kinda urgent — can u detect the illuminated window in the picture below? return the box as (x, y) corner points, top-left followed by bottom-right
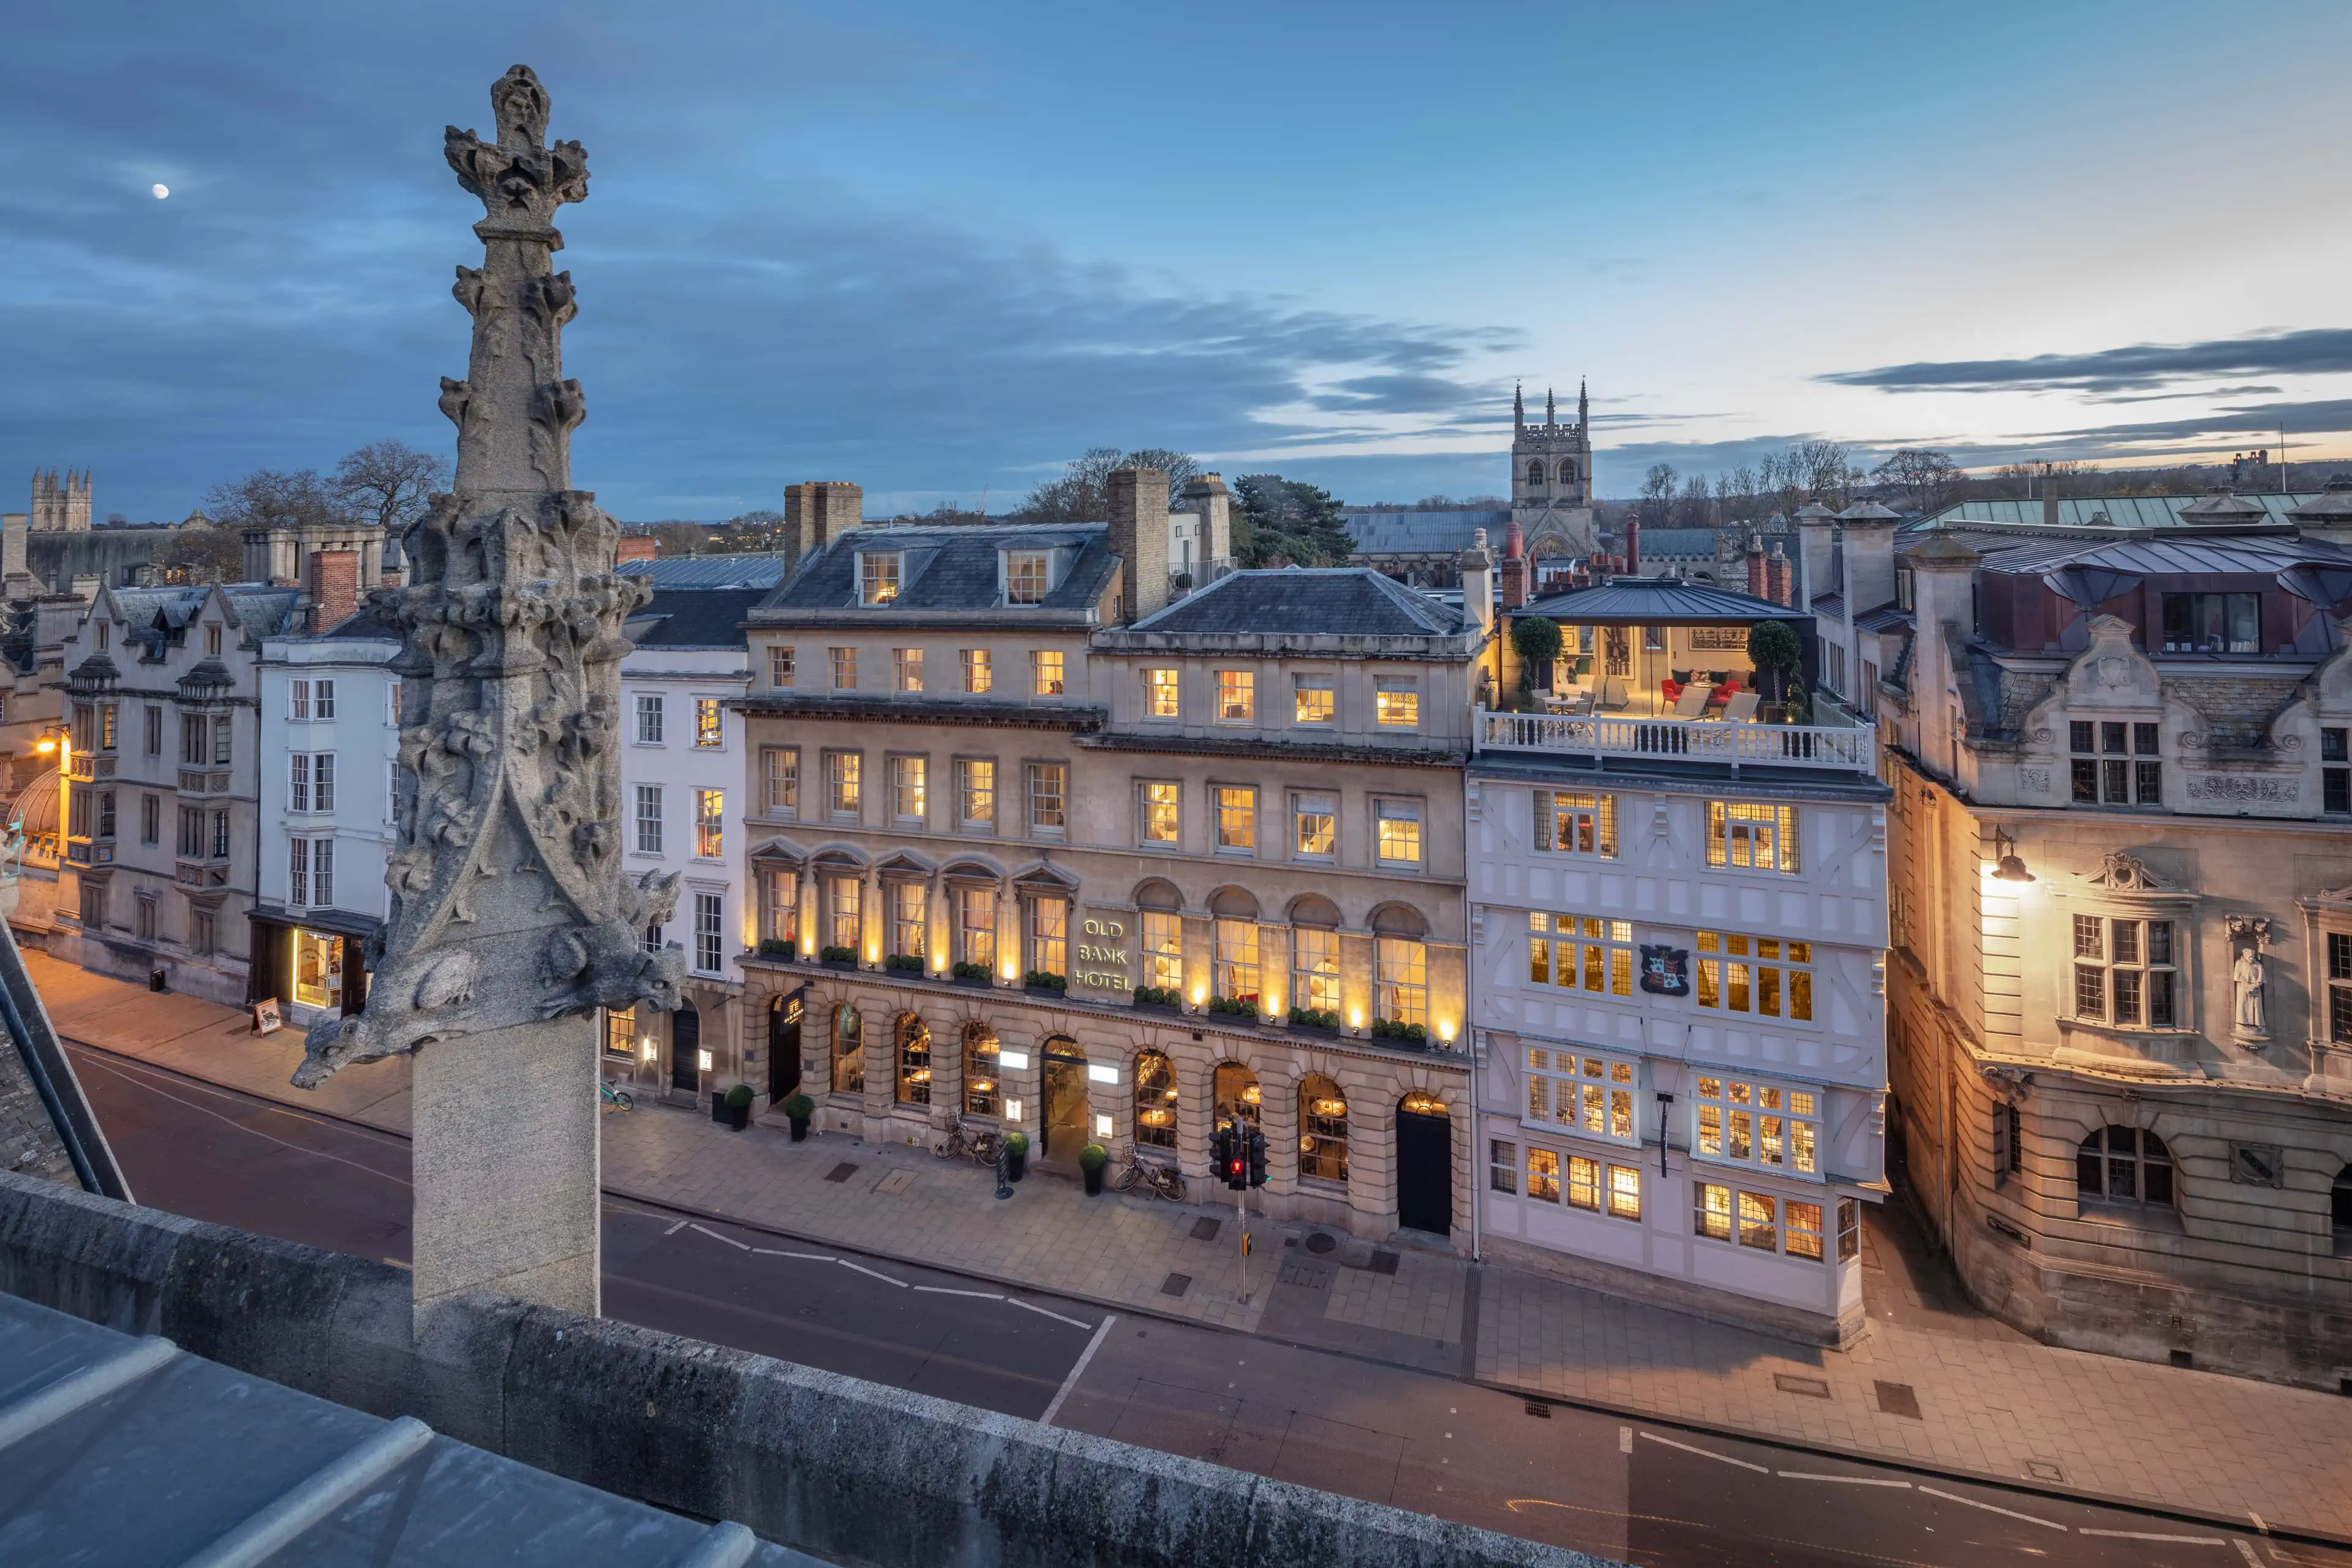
(1134, 1051), (1178, 1148)
(2070, 915), (2176, 1027)
(891, 756), (925, 822)
(693, 698), (723, 748)
(1607, 1164), (1642, 1221)
(963, 1023), (1000, 1117)
(1141, 910), (1182, 990)
(1028, 762), (1066, 832)
(1691, 1075), (1821, 1177)
(1216, 670), (1254, 723)
(1006, 551), (1050, 605)
(957, 886), (995, 970)
(1526, 1148), (1561, 1203)
(832, 1006), (864, 1095)
(1785, 1200), (1823, 1260)
(1489, 1139), (1518, 1194)
(824, 647), (858, 692)
(1293, 675), (1335, 725)
(1213, 918), (1260, 1006)
(605, 1005), (637, 1060)
(1694, 930), (1812, 1020)
(1535, 791), (1616, 857)
(1528, 912), (1634, 996)
(1694, 1182), (1732, 1241)
(761, 869), (796, 946)
(859, 552), (900, 606)
(1216, 786), (1255, 851)
(1374, 936), (1426, 1027)
(1292, 925), (1340, 1013)
(1031, 650), (1065, 697)
(1738, 1190), (1777, 1251)
(893, 647), (924, 692)
(1521, 1045), (1638, 1147)
(1299, 1075), (1348, 1182)
(961, 649), (992, 693)
(1028, 896), (1068, 976)
(1706, 801), (1799, 873)
(1374, 677), (1419, 727)
(769, 645), (795, 688)
(1145, 668), (1180, 718)
(826, 876), (861, 953)
(1374, 800), (1421, 867)
(889, 883), (926, 960)
(826, 751), (861, 816)
(1294, 794), (1335, 858)
(693, 789), (723, 859)
(957, 759), (995, 828)
(762, 748), (798, 816)
(1139, 781), (1180, 845)
(693, 891), (723, 974)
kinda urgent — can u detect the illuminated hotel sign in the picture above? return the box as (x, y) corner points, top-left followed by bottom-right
(1072, 911), (1132, 997)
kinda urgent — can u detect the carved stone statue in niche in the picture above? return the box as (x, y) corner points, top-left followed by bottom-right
(2228, 914), (2272, 1044)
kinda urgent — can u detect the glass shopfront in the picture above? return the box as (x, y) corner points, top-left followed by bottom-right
(292, 928), (344, 1011)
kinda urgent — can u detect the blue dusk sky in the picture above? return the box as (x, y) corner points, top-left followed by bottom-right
(7, 0), (2352, 521)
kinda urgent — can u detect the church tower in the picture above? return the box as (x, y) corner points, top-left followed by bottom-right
(1509, 380), (1595, 562)
(29, 469), (91, 533)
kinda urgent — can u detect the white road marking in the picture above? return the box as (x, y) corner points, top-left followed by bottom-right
(2076, 1529), (2227, 1544)
(835, 1259), (908, 1287)
(1917, 1485), (2067, 1531)
(664, 1219), (688, 1236)
(1039, 1313), (1117, 1427)
(2236, 1542), (2263, 1567)
(1008, 1298), (1093, 1330)
(752, 1248), (838, 1262)
(1616, 1427), (1632, 1455)
(1777, 1471), (1910, 1487)
(687, 1223), (751, 1250)
(913, 1286), (1005, 1300)
(1637, 1431), (1770, 1474)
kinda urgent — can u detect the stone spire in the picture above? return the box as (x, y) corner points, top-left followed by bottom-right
(293, 66), (681, 1323)
(1578, 378), (1588, 431)
(1513, 380), (1525, 432)
(1546, 386), (1556, 426)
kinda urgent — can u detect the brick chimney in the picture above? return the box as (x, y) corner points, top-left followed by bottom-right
(784, 481), (863, 562)
(1746, 532), (1767, 598)
(616, 535), (658, 564)
(1107, 468), (1170, 624)
(1623, 511), (1641, 577)
(1500, 516), (1529, 609)
(1765, 540), (1792, 607)
(309, 549), (359, 634)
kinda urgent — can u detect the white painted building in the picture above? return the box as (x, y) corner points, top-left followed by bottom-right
(1469, 581), (1890, 1345)
(611, 587), (763, 1106)
(253, 612), (401, 1029)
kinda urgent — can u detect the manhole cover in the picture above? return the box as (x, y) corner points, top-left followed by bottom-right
(1189, 1216), (1221, 1242)
(1304, 1232), (1337, 1254)
(1872, 1380), (1922, 1419)
(874, 1170), (914, 1194)
(2024, 1460), (2065, 1483)
(1160, 1273), (1193, 1298)
(1367, 1250), (1400, 1275)
(1773, 1373), (1832, 1400)
(1523, 1401), (1551, 1419)
(823, 1163), (859, 1183)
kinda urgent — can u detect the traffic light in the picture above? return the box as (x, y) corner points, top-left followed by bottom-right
(1215, 1121), (1248, 1190)
(1246, 1128), (1268, 1189)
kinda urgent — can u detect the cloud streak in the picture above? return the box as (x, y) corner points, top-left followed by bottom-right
(1819, 328), (2352, 394)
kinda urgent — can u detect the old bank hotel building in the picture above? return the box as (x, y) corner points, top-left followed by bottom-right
(730, 472), (1482, 1240)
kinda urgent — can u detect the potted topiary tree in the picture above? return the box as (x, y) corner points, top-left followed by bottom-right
(782, 1092), (814, 1142)
(723, 1082), (753, 1131)
(1747, 618), (1802, 720)
(1511, 614), (1563, 707)
(1079, 1142), (1109, 1196)
(1003, 1130), (1028, 1182)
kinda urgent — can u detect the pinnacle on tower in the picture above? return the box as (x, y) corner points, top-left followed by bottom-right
(1578, 378), (1588, 430)
(1513, 381), (1525, 431)
(1547, 386), (1556, 426)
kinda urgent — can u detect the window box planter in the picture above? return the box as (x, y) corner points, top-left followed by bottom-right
(883, 954), (925, 974)
(756, 939), (797, 961)
(1370, 1019), (1429, 1047)
(952, 962), (993, 987)
(1133, 986), (1182, 1012)
(1288, 1006), (1341, 1033)
(1023, 970), (1066, 995)
(819, 945), (856, 969)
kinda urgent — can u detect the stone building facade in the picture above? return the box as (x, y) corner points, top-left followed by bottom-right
(732, 472), (1485, 1242)
(1858, 506), (2352, 1387)
(1510, 382), (1596, 563)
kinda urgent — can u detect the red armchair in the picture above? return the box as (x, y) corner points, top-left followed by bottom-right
(1705, 677), (1743, 707)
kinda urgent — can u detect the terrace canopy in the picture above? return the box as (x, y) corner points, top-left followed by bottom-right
(1512, 577), (1818, 714)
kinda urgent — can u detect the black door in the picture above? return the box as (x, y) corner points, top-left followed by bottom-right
(768, 990), (803, 1104)
(671, 1004), (702, 1094)
(1396, 1105), (1453, 1236)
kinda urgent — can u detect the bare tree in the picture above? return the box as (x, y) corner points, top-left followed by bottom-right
(154, 523), (247, 585)
(1639, 463), (1678, 518)
(333, 440), (450, 536)
(202, 468), (347, 533)
(1018, 446), (1198, 522)
(1871, 448), (1961, 513)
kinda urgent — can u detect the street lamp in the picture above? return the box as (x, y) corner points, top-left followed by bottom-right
(32, 729), (69, 858)
(1990, 827), (2034, 884)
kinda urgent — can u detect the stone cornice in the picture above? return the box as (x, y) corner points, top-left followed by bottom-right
(728, 693), (1104, 731)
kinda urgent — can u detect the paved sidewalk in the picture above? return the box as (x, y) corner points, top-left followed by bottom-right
(31, 949), (2352, 1539)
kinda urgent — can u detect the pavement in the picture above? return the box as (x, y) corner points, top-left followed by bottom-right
(29, 948), (2352, 1547)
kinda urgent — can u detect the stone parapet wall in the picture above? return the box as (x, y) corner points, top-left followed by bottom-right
(0, 1170), (1608, 1568)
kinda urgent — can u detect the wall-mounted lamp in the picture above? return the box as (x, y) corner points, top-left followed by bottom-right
(697, 1049), (714, 1072)
(1003, 1096), (1024, 1123)
(1990, 827), (2034, 883)
(640, 1038), (657, 1063)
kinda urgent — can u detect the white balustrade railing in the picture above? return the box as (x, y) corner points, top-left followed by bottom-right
(1474, 706), (1877, 775)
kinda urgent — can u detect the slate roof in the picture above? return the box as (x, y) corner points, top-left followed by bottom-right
(1853, 603), (1913, 633)
(1520, 576), (1812, 624)
(626, 588), (764, 649)
(618, 552), (791, 590)
(321, 605), (402, 641)
(1959, 531), (2352, 578)
(1343, 510), (1511, 556)
(1126, 568), (1475, 637)
(1629, 527), (1720, 558)
(1915, 493), (2318, 530)
(754, 524), (1116, 620)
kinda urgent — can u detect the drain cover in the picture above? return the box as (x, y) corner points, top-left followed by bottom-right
(1189, 1216), (1221, 1242)
(1160, 1273), (1193, 1298)
(1367, 1250), (1400, 1275)
(823, 1163), (859, 1183)
(1872, 1380), (1923, 1419)
(1304, 1232), (1337, 1255)
(1773, 1373), (1832, 1400)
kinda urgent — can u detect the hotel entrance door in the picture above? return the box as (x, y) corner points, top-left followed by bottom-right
(1040, 1036), (1088, 1166)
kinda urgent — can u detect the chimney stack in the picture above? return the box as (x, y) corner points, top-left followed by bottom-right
(2042, 486), (2060, 528)
(784, 481), (864, 562)
(1458, 527), (1495, 636)
(1178, 473), (1234, 581)
(1108, 468), (1171, 624)
(616, 535), (658, 564)
(1500, 516), (1529, 608)
(309, 549), (360, 634)
(1623, 511), (1642, 578)
(1765, 540), (1792, 606)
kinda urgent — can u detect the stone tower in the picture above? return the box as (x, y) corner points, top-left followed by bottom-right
(1510, 381), (1596, 562)
(29, 470), (91, 533)
(292, 65), (682, 1328)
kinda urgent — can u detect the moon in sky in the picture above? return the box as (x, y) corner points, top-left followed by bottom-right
(151, 184), (169, 199)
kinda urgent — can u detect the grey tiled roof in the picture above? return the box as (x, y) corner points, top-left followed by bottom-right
(1128, 568), (1474, 636)
(626, 589), (765, 650)
(618, 552), (791, 590)
(1344, 510), (1510, 556)
(755, 524), (1116, 619)
(1520, 576), (1809, 624)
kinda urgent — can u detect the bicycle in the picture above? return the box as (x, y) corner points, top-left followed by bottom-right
(1114, 1143), (1186, 1202)
(598, 1079), (633, 1112)
(933, 1117), (1002, 1168)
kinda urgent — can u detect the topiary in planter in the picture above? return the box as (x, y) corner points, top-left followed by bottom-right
(883, 953), (924, 972)
(1079, 1141), (1109, 1194)
(820, 944), (855, 964)
(757, 938), (796, 959)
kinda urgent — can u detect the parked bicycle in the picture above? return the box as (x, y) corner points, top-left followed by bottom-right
(933, 1117), (1003, 1167)
(598, 1079), (633, 1111)
(1114, 1144), (1185, 1202)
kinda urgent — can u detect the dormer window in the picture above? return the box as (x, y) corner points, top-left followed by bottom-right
(1006, 551), (1051, 606)
(859, 552), (901, 606)
(2159, 591), (2256, 654)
